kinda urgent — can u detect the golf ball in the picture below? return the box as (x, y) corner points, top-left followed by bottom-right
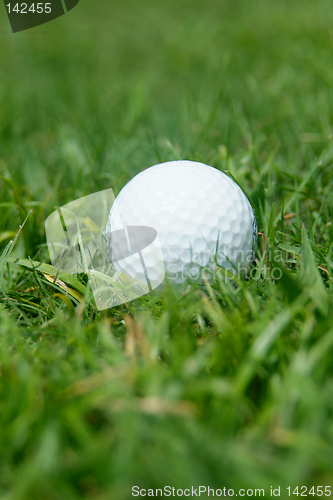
(106, 160), (257, 284)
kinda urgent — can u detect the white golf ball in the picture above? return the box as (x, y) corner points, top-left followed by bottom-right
(106, 160), (257, 284)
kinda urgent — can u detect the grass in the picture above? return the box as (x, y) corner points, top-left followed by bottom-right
(1, 0), (333, 498)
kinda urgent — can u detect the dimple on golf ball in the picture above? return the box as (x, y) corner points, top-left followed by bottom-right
(106, 160), (257, 284)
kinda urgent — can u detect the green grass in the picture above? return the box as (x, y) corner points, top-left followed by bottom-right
(1, 0), (333, 498)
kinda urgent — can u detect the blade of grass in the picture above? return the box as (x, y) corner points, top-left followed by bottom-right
(0, 211), (32, 294)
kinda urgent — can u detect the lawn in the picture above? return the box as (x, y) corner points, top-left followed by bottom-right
(1, 0), (333, 498)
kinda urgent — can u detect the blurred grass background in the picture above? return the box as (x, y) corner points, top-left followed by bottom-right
(0, 0), (333, 498)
